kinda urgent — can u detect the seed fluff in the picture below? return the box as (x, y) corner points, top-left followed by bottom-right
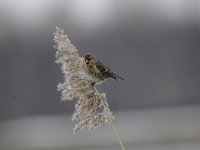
(53, 27), (114, 133)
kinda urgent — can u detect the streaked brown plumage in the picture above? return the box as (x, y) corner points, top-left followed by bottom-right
(84, 53), (125, 86)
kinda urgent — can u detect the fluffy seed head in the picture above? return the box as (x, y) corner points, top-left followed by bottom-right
(53, 27), (114, 133)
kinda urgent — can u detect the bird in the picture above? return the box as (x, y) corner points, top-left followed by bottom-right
(83, 53), (125, 86)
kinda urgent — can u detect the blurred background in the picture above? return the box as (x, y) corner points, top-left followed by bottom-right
(0, 0), (200, 150)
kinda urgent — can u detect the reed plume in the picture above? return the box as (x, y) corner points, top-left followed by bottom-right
(53, 27), (125, 150)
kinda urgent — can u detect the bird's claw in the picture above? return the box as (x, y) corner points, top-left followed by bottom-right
(91, 82), (95, 86)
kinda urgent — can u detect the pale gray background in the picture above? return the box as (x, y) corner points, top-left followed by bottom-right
(0, 0), (200, 150)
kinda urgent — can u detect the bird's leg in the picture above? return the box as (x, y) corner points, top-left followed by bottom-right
(91, 82), (96, 86)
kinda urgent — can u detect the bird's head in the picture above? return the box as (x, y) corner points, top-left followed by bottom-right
(84, 53), (97, 65)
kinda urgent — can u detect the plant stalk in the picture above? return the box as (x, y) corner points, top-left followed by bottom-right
(94, 87), (125, 150)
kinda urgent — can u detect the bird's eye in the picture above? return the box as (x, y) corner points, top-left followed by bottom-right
(85, 59), (89, 64)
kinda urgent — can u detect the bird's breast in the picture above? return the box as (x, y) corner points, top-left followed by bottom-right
(84, 66), (105, 84)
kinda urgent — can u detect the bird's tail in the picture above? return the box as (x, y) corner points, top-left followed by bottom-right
(111, 73), (125, 81)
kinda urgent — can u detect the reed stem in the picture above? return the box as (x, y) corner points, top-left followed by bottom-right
(94, 87), (125, 150)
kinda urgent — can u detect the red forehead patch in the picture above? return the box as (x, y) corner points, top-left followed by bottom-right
(85, 54), (93, 60)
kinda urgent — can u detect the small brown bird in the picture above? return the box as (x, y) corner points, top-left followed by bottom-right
(84, 53), (125, 86)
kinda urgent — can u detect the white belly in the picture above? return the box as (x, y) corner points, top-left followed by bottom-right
(82, 69), (105, 85)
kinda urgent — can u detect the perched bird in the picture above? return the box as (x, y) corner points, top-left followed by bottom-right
(83, 53), (125, 86)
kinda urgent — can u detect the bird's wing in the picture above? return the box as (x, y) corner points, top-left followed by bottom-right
(96, 61), (125, 81)
(96, 61), (110, 73)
